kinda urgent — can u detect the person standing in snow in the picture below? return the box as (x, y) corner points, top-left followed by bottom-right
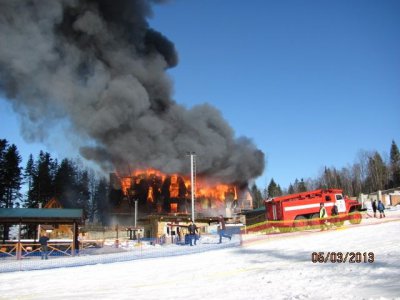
(377, 200), (386, 218)
(39, 232), (50, 260)
(188, 221), (198, 246)
(331, 202), (338, 216)
(331, 202), (339, 226)
(372, 199), (377, 218)
(319, 203), (328, 231)
(218, 215), (232, 243)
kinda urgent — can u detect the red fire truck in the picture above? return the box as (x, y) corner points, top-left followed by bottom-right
(264, 189), (362, 230)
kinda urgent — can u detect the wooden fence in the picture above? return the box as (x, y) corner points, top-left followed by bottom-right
(0, 241), (75, 260)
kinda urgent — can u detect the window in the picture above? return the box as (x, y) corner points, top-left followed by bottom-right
(336, 194), (343, 201)
(325, 196), (331, 201)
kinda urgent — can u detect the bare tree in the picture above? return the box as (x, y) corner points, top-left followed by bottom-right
(365, 152), (388, 192)
(351, 163), (363, 196)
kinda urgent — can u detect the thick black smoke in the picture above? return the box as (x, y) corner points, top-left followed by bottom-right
(0, 0), (264, 184)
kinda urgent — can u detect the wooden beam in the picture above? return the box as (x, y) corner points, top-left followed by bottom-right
(72, 222), (76, 257)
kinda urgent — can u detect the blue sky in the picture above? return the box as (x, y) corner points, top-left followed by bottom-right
(1, 0), (399, 189)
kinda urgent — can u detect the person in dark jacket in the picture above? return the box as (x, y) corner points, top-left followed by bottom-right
(377, 200), (385, 218)
(39, 232), (50, 260)
(331, 203), (338, 216)
(187, 221), (198, 246)
(218, 215), (232, 243)
(372, 199), (377, 218)
(331, 202), (339, 226)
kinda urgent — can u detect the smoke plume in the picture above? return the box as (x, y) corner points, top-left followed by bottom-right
(0, 0), (264, 184)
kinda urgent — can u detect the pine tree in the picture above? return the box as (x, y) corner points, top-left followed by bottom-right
(53, 158), (91, 217)
(288, 184), (295, 194)
(298, 178), (307, 192)
(321, 167), (341, 189)
(276, 184), (282, 196)
(2, 144), (22, 208)
(267, 178), (282, 197)
(0, 141), (22, 240)
(390, 140), (400, 187)
(95, 178), (109, 225)
(293, 179), (300, 193)
(23, 154), (35, 206)
(87, 170), (98, 223)
(262, 187), (268, 199)
(76, 169), (90, 218)
(0, 139), (8, 207)
(250, 184), (263, 209)
(267, 179), (277, 198)
(27, 151), (55, 208)
(54, 158), (77, 208)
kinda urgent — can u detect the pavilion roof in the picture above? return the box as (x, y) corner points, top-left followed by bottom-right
(0, 208), (83, 224)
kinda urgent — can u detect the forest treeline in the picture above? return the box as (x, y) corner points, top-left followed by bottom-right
(0, 139), (109, 224)
(2, 138), (400, 216)
(251, 140), (400, 208)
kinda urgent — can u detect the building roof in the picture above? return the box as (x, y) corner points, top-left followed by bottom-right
(0, 208), (83, 224)
(44, 197), (63, 209)
(367, 187), (400, 195)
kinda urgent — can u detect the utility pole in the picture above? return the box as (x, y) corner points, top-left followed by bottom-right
(187, 152), (197, 222)
(134, 199), (138, 228)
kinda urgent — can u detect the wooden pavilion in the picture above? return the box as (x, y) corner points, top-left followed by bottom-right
(0, 208), (83, 259)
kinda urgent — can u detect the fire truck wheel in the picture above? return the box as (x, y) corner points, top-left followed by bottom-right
(349, 211), (362, 224)
(308, 213), (320, 228)
(294, 216), (307, 231)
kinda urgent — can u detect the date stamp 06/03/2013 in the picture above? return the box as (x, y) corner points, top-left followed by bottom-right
(311, 252), (375, 264)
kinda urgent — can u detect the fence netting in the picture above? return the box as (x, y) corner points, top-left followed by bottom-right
(1, 211), (377, 273)
(0, 230), (242, 273)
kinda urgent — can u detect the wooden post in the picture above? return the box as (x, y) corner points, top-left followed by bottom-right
(75, 222), (79, 255)
(17, 221), (22, 260)
(71, 223), (76, 257)
(115, 225), (119, 248)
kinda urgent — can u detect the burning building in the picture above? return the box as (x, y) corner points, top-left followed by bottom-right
(109, 169), (253, 223)
(0, 0), (265, 228)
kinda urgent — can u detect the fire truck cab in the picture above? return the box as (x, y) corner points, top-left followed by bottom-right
(264, 189), (362, 229)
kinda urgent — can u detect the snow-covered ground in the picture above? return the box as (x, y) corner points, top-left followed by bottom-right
(0, 209), (399, 300)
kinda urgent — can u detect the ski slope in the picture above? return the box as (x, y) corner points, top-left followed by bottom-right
(0, 213), (399, 300)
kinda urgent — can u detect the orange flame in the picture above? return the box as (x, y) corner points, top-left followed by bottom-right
(116, 169), (237, 202)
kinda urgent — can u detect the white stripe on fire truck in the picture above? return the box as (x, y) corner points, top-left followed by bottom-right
(284, 202), (334, 212)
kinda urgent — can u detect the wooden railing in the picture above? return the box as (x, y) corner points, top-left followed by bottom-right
(0, 241), (75, 260)
(0, 243), (18, 258)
